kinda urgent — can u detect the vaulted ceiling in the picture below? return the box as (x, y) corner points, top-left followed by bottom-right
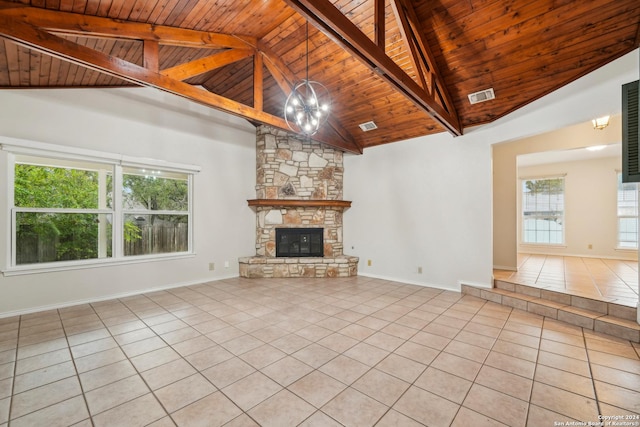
(0, 0), (638, 154)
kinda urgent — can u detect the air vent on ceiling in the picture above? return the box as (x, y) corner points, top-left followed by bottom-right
(359, 121), (378, 132)
(468, 88), (495, 105)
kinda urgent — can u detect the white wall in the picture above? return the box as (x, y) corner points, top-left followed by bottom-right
(0, 87), (257, 316)
(517, 156), (636, 260)
(344, 132), (493, 289)
(345, 49), (639, 290)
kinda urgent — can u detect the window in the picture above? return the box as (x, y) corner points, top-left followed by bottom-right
(122, 167), (190, 256)
(522, 177), (565, 244)
(13, 156), (114, 265)
(617, 172), (638, 249)
(4, 140), (197, 271)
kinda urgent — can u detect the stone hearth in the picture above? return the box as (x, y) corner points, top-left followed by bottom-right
(239, 126), (358, 278)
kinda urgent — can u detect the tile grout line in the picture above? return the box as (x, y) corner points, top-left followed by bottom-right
(60, 305), (99, 427)
(6, 315), (20, 426)
(6, 277), (638, 426)
(368, 287), (453, 426)
(267, 284), (443, 426)
(286, 285), (438, 426)
(445, 297), (509, 427)
(82, 297), (171, 426)
(582, 326), (603, 419)
(120, 292), (228, 426)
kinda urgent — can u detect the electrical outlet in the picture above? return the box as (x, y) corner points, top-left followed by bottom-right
(588, 244), (593, 250)
(224, 261), (230, 268)
(367, 259), (372, 266)
(418, 267), (423, 274)
(208, 262), (215, 271)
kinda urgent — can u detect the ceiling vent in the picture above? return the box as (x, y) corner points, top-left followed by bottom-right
(359, 121), (378, 132)
(468, 88), (495, 105)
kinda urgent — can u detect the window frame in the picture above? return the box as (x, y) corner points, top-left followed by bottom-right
(520, 175), (566, 246)
(121, 166), (193, 257)
(616, 172), (638, 250)
(2, 137), (200, 275)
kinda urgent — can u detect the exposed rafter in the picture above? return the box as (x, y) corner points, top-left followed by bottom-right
(0, 1), (255, 49)
(283, 0), (462, 137)
(0, 1), (361, 154)
(374, 0), (385, 48)
(390, 0), (458, 117)
(161, 49), (254, 81)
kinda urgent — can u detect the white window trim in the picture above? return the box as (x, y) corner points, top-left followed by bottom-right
(615, 171), (639, 250)
(520, 175), (566, 246)
(1, 136), (200, 275)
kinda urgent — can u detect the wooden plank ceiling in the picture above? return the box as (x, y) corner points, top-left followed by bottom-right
(0, 0), (638, 153)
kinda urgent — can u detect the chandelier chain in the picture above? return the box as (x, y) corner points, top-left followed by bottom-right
(284, 21), (331, 136)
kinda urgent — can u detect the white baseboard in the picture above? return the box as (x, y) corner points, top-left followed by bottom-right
(517, 251), (638, 262)
(459, 280), (493, 289)
(0, 274), (239, 319)
(493, 265), (517, 271)
(358, 272), (461, 292)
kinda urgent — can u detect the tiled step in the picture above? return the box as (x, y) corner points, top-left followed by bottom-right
(461, 280), (640, 343)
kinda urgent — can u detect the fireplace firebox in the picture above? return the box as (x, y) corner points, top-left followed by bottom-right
(276, 228), (323, 257)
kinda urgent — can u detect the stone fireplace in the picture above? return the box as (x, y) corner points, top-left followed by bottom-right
(239, 125), (358, 278)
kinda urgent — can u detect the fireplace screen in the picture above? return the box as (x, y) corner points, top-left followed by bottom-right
(276, 228), (324, 257)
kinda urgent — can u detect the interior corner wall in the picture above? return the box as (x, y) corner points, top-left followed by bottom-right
(0, 88), (257, 316)
(343, 132), (494, 291)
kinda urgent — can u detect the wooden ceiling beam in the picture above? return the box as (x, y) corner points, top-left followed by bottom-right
(374, 0), (385, 48)
(161, 49), (254, 81)
(283, 0), (462, 136)
(253, 51), (263, 111)
(0, 0), (256, 49)
(0, 15), (361, 154)
(391, 0), (428, 91)
(390, 0), (458, 120)
(143, 40), (159, 73)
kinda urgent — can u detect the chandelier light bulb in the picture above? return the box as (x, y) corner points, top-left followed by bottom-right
(284, 79), (331, 136)
(283, 21), (331, 137)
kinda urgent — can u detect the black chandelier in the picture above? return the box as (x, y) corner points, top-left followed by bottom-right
(284, 22), (331, 136)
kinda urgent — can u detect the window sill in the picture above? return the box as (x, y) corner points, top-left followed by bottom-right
(2, 253), (196, 277)
(519, 243), (567, 249)
(615, 247), (638, 252)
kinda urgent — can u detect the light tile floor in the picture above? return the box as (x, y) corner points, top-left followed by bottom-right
(494, 254), (639, 308)
(0, 276), (639, 426)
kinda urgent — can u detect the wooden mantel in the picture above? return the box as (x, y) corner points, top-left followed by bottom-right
(247, 199), (352, 208)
